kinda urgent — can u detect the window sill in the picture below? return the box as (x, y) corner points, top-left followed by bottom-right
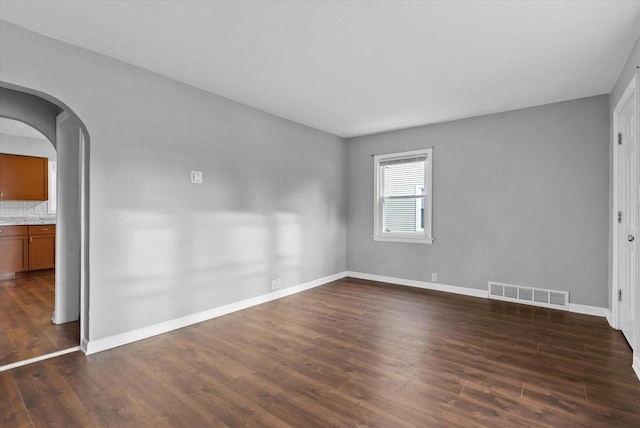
(372, 235), (434, 244)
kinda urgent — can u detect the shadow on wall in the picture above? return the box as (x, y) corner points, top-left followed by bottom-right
(103, 210), (299, 326)
(97, 180), (341, 337)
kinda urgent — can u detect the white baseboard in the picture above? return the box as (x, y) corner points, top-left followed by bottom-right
(84, 270), (613, 356)
(81, 337), (89, 354)
(567, 303), (611, 318)
(347, 271), (610, 320)
(0, 346), (81, 372)
(606, 313), (617, 329)
(633, 356), (640, 381)
(85, 271), (347, 355)
(346, 271), (489, 299)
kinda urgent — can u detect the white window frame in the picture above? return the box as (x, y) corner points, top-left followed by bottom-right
(373, 148), (433, 244)
(415, 185), (425, 232)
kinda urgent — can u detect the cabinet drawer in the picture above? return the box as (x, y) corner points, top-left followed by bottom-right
(0, 225), (28, 237)
(28, 224), (56, 235)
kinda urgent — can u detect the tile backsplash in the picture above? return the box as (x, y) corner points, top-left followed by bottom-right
(0, 200), (51, 218)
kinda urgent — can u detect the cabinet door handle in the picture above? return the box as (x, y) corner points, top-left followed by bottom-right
(40, 228), (49, 231)
(29, 237), (32, 243)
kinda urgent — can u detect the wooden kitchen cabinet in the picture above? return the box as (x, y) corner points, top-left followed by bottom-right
(0, 225), (29, 274)
(0, 153), (48, 201)
(28, 225), (56, 270)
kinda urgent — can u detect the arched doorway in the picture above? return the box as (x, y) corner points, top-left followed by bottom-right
(0, 84), (90, 369)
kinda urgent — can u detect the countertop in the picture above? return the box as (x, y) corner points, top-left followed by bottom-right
(0, 217), (57, 226)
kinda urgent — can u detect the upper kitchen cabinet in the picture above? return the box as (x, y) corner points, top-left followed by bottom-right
(0, 153), (48, 201)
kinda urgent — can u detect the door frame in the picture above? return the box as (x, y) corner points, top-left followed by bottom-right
(53, 111), (84, 329)
(0, 82), (91, 363)
(611, 73), (638, 348)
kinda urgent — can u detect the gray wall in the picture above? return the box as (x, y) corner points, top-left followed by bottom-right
(347, 95), (610, 307)
(0, 21), (347, 341)
(0, 87), (60, 146)
(0, 132), (56, 159)
(610, 35), (640, 111)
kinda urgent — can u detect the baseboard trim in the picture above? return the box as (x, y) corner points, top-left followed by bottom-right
(633, 356), (640, 381)
(0, 346), (81, 372)
(346, 271), (610, 319)
(606, 313), (617, 329)
(85, 271), (347, 355)
(346, 271), (488, 299)
(567, 303), (611, 318)
(81, 337), (89, 354)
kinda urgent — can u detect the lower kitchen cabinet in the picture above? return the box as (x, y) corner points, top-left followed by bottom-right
(0, 224), (56, 274)
(0, 226), (29, 273)
(28, 225), (56, 270)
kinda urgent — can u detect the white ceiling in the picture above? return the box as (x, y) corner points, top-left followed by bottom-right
(1, 1), (639, 138)
(0, 117), (47, 140)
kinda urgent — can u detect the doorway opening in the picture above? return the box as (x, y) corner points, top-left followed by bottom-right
(0, 85), (89, 370)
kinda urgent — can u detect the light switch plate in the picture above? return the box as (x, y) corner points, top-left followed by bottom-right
(191, 171), (203, 184)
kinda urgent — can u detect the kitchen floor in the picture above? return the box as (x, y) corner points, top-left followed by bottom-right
(0, 270), (79, 366)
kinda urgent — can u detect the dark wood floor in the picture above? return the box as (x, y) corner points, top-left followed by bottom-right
(2, 277), (639, 427)
(0, 270), (79, 366)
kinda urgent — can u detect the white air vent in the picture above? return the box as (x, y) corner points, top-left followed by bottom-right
(488, 281), (569, 310)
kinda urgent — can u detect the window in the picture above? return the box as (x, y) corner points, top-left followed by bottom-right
(415, 185), (424, 232)
(373, 148), (433, 244)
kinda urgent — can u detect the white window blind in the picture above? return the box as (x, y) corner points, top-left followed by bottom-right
(382, 159), (425, 232)
(373, 149), (433, 244)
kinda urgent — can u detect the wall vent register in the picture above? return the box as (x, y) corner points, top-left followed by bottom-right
(488, 281), (569, 310)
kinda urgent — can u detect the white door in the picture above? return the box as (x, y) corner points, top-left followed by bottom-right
(616, 82), (637, 347)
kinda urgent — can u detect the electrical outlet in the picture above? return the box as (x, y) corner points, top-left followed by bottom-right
(272, 278), (282, 290)
(432, 273), (438, 282)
